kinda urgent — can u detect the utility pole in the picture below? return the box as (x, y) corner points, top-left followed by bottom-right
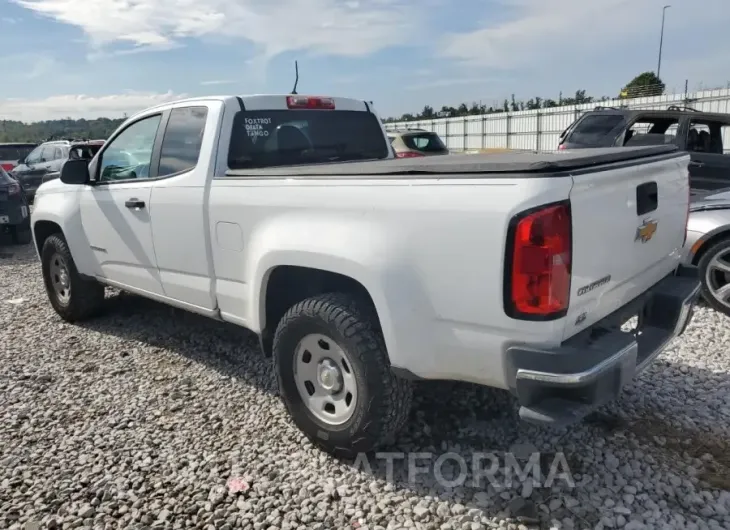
(657, 5), (670, 80)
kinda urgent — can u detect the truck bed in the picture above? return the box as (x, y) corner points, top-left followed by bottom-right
(225, 145), (681, 177)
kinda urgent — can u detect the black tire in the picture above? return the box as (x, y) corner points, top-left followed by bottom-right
(273, 292), (413, 458)
(698, 238), (730, 317)
(41, 233), (105, 322)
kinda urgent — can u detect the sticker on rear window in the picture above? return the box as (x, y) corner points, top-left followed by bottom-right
(245, 117), (272, 142)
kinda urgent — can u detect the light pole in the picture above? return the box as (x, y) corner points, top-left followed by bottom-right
(657, 5), (670, 80)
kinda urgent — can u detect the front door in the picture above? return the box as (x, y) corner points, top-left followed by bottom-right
(80, 113), (166, 294)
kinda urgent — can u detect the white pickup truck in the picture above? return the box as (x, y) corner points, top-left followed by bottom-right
(31, 94), (700, 456)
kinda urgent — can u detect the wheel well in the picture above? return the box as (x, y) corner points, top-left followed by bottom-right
(33, 221), (63, 254)
(692, 230), (730, 266)
(260, 266), (379, 356)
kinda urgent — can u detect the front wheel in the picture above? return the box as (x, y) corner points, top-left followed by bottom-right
(698, 238), (730, 317)
(273, 293), (413, 458)
(41, 234), (105, 322)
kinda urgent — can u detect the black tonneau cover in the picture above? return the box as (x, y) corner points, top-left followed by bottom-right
(225, 145), (681, 177)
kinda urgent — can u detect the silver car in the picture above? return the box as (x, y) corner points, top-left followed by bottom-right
(683, 187), (730, 316)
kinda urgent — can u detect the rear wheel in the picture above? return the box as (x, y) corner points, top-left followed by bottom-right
(698, 238), (730, 317)
(273, 293), (413, 458)
(41, 234), (105, 322)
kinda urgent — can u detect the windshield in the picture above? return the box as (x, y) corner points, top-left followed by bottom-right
(402, 132), (447, 152)
(228, 110), (389, 169)
(0, 144), (36, 161)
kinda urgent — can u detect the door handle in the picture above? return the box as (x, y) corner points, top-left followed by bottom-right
(690, 161), (704, 168)
(125, 198), (145, 209)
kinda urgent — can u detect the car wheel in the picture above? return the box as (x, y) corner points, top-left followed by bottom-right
(698, 238), (730, 317)
(273, 292), (413, 458)
(41, 233), (105, 322)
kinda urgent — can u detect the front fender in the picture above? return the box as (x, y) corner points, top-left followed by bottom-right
(31, 188), (99, 277)
(684, 208), (730, 265)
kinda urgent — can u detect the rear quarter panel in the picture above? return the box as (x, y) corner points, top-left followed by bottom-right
(209, 175), (573, 388)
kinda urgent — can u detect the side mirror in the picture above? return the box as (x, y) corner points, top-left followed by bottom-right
(60, 159), (91, 185)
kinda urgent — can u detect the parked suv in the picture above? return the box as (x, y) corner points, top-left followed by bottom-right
(387, 129), (449, 158)
(10, 139), (105, 201)
(0, 142), (38, 173)
(558, 105), (730, 191)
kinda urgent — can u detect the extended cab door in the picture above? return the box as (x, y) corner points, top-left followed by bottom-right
(80, 112), (167, 294)
(148, 104), (218, 311)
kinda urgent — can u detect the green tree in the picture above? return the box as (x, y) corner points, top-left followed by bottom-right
(621, 72), (665, 98)
(0, 118), (125, 143)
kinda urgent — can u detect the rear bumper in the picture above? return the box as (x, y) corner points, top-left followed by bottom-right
(0, 202), (29, 228)
(506, 265), (700, 428)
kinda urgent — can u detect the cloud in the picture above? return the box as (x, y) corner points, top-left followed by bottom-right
(440, 0), (730, 70)
(2, 17), (21, 24)
(12, 0), (418, 59)
(0, 91), (187, 123)
(200, 80), (236, 86)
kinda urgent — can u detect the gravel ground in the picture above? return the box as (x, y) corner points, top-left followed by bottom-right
(1, 240), (729, 530)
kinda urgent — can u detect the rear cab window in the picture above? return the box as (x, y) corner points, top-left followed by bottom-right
(228, 96), (389, 169)
(402, 132), (447, 153)
(565, 113), (625, 146)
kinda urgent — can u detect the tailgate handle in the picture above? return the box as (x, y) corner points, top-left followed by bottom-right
(636, 181), (658, 216)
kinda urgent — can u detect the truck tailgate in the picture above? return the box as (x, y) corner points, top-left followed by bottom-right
(563, 153), (690, 340)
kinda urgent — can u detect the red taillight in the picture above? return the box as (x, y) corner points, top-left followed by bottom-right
(396, 151), (425, 158)
(557, 143), (567, 150)
(286, 95), (335, 109)
(0, 163), (14, 171)
(506, 202), (572, 319)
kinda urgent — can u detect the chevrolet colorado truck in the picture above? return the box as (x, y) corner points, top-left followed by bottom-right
(31, 94), (700, 456)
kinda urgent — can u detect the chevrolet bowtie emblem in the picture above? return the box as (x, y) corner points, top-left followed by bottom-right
(635, 219), (658, 243)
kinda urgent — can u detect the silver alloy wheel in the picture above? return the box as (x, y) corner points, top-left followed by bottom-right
(706, 248), (730, 310)
(293, 333), (358, 426)
(49, 252), (71, 305)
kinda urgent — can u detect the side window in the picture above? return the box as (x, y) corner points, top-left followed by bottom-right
(624, 117), (679, 146)
(99, 114), (162, 182)
(54, 147), (64, 160)
(40, 146), (56, 162)
(24, 146), (43, 165)
(688, 120), (728, 155)
(158, 107), (208, 177)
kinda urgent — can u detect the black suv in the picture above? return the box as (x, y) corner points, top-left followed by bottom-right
(558, 105), (730, 191)
(0, 166), (31, 245)
(10, 139), (104, 201)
